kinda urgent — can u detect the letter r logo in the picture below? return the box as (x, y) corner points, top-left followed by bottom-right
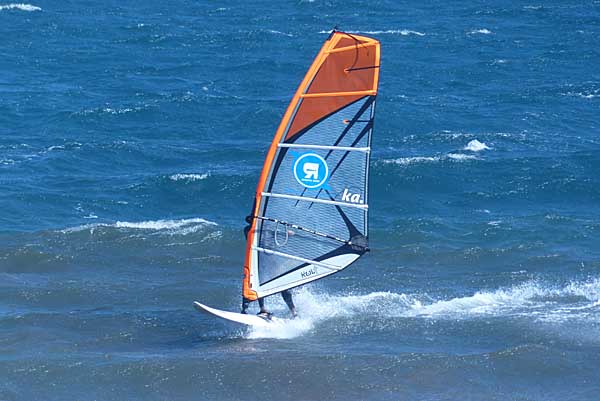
(303, 163), (319, 180)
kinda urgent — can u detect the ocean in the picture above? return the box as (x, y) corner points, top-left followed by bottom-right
(1, 1), (600, 400)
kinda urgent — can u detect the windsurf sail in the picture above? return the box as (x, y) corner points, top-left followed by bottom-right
(243, 30), (380, 300)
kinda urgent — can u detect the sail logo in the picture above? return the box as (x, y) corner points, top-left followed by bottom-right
(293, 153), (329, 189)
(341, 188), (363, 204)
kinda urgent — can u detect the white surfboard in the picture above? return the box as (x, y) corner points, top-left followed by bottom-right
(193, 301), (281, 327)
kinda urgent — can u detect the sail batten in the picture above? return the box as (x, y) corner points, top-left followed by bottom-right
(254, 247), (342, 271)
(300, 90), (376, 98)
(277, 143), (370, 152)
(242, 31), (380, 301)
(262, 192), (369, 209)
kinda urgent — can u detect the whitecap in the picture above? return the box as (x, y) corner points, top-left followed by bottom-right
(447, 153), (478, 161)
(563, 88), (600, 99)
(381, 156), (441, 165)
(266, 29), (293, 37)
(464, 139), (491, 152)
(381, 153), (478, 165)
(319, 29), (425, 36)
(355, 29), (426, 36)
(469, 28), (492, 35)
(0, 3), (41, 11)
(169, 173), (209, 182)
(61, 217), (217, 235)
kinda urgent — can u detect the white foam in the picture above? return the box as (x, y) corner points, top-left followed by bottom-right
(464, 139), (491, 152)
(169, 173), (209, 182)
(114, 218), (216, 230)
(447, 153), (478, 161)
(408, 279), (600, 319)
(319, 29), (425, 36)
(563, 89), (600, 99)
(76, 106), (144, 116)
(245, 278), (600, 338)
(0, 3), (41, 11)
(381, 153), (478, 165)
(356, 29), (426, 36)
(381, 156), (441, 165)
(61, 217), (217, 235)
(245, 289), (420, 339)
(266, 29), (293, 37)
(469, 28), (492, 35)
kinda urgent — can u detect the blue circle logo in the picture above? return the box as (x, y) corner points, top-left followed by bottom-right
(293, 153), (329, 189)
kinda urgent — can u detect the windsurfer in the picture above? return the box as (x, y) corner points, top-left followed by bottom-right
(241, 290), (297, 318)
(242, 214), (297, 318)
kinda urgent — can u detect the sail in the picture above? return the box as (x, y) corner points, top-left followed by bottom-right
(243, 31), (380, 300)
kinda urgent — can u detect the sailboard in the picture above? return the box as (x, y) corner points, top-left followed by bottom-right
(193, 302), (281, 327)
(241, 30), (381, 301)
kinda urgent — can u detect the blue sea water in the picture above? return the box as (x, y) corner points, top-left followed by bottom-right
(1, 0), (600, 400)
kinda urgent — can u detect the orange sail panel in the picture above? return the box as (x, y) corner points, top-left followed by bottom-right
(242, 31), (380, 301)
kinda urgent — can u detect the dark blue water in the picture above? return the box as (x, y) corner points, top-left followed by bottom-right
(2, 1), (600, 400)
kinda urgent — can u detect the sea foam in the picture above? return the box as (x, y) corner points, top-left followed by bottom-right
(62, 217), (217, 236)
(319, 29), (425, 36)
(469, 28), (492, 35)
(245, 278), (600, 339)
(0, 3), (41, 11)
(381, 153), (477, 165)
(464, 139), (491, 152)
(169, 173), (209, 182)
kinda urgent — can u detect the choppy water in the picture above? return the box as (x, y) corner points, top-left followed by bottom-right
(2, 1), (600, 400)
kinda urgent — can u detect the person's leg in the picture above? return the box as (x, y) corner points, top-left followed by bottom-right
(258, 297), (269, 314)
(281, 290), (297, 317)
(241, 297), (250, 314)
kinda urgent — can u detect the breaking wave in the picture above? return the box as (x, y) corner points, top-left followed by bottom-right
(0, 3), (41, 11)
(60, 217), (218, 236)
(319, 29), (425, 36)
(464, 139), (491, 152)
(469, 28), (492, 35)
(380, 153), (477, 166)
(168, 173), (210, 182)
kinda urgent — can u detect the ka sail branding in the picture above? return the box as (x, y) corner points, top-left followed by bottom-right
(293, 153), (329, 189)
(341, 188), (364, 204)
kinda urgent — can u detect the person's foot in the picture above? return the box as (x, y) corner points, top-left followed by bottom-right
(257, 311), (272, 320)
(290, 309), (298, 318)
(240, 309), (247, 315)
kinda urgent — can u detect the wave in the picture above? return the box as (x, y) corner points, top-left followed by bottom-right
(469, 28), (492, 35)
(245, 278), (600, 339)
(380, 153), (477, 165)
(265, 29), (293, 37)
(73, 105), (149, 117)
(0, 3), (41, 11)
(61, 217), (218, 236)
(464, 139), (491, 152)
(562, 88), (600, 99)
(319, 29), (425, 36)
(168, 173), (210, 182)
